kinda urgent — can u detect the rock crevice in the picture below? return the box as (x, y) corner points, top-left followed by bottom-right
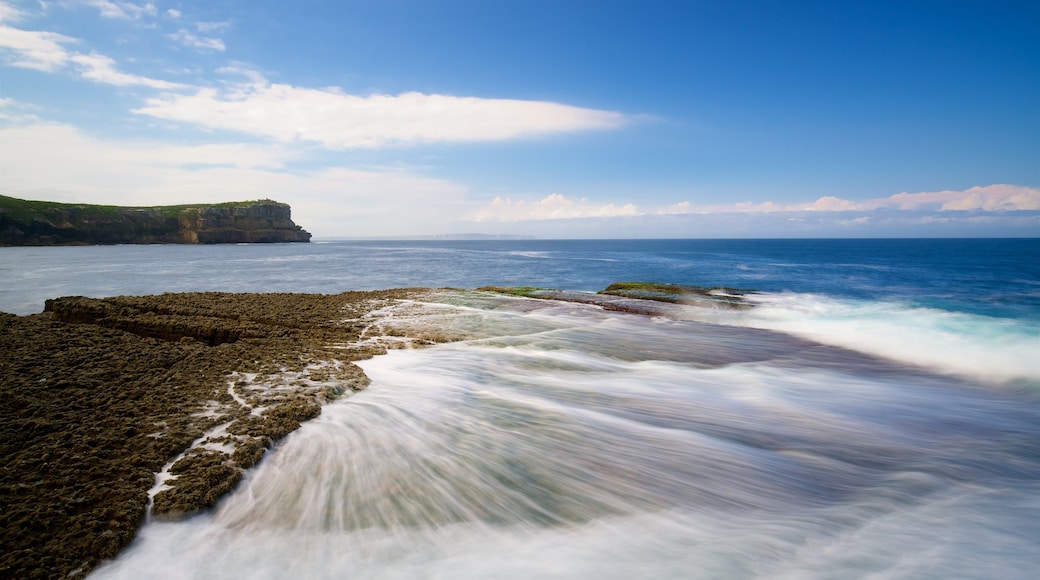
(0, 290), (423, 579)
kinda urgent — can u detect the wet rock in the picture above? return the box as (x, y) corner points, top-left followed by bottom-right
(0, 289), (430, 579)
(152, 451), (243, 517)
(232, 440), (266, 469)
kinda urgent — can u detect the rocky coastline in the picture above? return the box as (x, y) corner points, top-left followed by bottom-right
(0, 283), (754, 579)
(0, 196), (312, 246)
(0, 290), (430, 579)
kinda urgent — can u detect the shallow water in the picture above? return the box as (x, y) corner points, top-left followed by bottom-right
(91, 295), (1040, 579)
(6, 239), (1036, 577)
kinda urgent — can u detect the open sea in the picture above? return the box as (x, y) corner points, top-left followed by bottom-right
(2, 238), (1039, 578)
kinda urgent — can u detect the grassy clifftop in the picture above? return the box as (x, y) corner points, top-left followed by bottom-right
(0, 196), (312, 245)
(0, 196), (275, 222)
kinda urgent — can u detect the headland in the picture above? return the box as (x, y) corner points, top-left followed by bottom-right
(0, 196), (311, 246)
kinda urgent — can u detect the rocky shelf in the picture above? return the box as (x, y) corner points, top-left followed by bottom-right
(0, 284), (747, 579)
(0, 196), (311, 246)
(0, 290), (431, 579)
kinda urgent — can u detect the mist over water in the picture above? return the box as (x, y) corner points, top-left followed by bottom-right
(92, 295), (1040, 579)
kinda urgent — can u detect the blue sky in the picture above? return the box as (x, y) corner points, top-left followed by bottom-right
(1, 0), (1037, 238)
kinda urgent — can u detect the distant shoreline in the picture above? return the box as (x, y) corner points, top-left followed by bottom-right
(0, 196), (311, 246)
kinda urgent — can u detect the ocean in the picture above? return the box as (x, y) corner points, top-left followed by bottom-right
(2, 238), (1038, 578)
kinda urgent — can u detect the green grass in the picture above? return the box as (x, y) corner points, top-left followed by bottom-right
(599, 281), (755, 306)
(0, 195), (281, 222)
(476, 286), (554, 298)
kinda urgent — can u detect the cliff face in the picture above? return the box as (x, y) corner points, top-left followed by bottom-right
(0, 197), (312, 246)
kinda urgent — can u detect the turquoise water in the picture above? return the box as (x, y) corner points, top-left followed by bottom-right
(3, 239), (1038, 578)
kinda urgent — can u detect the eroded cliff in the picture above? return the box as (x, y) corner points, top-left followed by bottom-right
(0, 196), (312, 246)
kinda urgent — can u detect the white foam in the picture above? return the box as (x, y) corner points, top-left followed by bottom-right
(93, 296), (1040, 579)
(729, 293), (1040, 384)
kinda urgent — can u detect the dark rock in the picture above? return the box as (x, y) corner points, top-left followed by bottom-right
(0, 289), (429, 579)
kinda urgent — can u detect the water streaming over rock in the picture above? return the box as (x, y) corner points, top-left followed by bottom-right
(91, 295), (1040, 579)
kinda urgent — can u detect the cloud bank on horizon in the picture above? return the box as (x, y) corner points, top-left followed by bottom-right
(0, 0), (1037, 238)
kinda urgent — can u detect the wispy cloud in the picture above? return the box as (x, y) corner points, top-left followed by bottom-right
(880, 185), (1040, 211)
(466, 203), (1040, 239)
(0, 97), (41, 123)
(471, 194), (640, 221)
(0, 1), (24, 23)
(132, 73), (631, 149)
(168, 28), (225, 52)
(473, 186), (1040, 223)
(0, 120), (472, 236)
(70, 51), (186, 88)
(669, 185), (1040, 214)
(0, 24), (77, 71)
(81, 0), (156, 20)
(0, 17), (186, 87)
(195, 20), (231, 33)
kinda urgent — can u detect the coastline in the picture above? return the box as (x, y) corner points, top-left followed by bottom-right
(0, 290), (434, 579)
(4, 279), (1034, 578)
(0, 282), (746, 578)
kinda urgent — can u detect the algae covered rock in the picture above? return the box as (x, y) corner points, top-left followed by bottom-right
(0, 289), (429, 579)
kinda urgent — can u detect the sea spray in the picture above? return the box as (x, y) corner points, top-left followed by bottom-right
(92, 296), (1040, 579)
(739, 292), (1040, 384)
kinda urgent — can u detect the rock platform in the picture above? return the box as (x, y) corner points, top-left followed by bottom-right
(0, 290), (426, 579)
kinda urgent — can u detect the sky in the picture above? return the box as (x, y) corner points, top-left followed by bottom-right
(1, 0), (1037, 238)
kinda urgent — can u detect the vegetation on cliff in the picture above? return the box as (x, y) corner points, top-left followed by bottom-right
(0, 196), (312, 246)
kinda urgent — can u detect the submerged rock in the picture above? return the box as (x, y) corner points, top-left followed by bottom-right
(598, 281), (756, 308)
(479, 282), (757, 313)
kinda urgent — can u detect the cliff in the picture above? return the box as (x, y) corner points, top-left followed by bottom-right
(0, 196), (312, 246)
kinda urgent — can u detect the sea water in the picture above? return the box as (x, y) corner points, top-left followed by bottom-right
(2, 239), (1038, 578)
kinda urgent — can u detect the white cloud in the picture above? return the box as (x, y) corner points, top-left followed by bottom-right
(658, 184), (1040, 216)
(195, 20), (231, 33)
(168, 28), (225, 51)
(165, 8), (180, 19)
(471, 193), (641, 221)
(70, 51), (186, 88)
(806, 195), (863, 211)
(471, 185), (1040, 226)
(0, 121), (292, 174)
(214, 63), (266, 83)
(776, 185), (1040, 212)
(0, 24), (76, 70)
(0, 19), (186, 87)
(658, 201), (692, 214)
(82, 0), (156, 20)
(0, 121), (472, 237)
(4, 118), (1035, 239)
(887, 184), (1040, 211)
(0, 97), (41, 122)
(132, 75), (631, 149)
(0, 1), (24, 22)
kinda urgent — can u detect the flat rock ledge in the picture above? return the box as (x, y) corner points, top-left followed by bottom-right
(0, 290), (435, 580)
